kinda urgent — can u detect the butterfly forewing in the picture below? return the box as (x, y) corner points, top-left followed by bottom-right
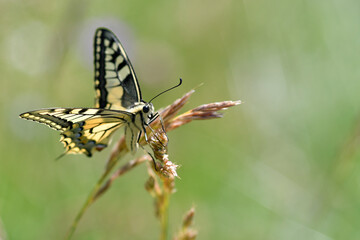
(20, 108), (131, 156)
(19, 28), (154, 157)
(94, 28), (142, 110)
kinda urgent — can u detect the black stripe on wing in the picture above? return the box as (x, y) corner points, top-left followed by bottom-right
(94, 28), (142, 110)
(20, 108), (132, 156)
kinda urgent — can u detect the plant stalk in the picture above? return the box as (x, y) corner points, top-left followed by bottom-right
(64, 170), (110, 240)
(160, 178), (173, 240)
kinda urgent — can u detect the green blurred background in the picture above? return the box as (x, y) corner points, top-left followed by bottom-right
(1, 0), (360, 239)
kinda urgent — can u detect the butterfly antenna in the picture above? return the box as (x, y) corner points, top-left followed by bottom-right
(148, 78), (183, 103)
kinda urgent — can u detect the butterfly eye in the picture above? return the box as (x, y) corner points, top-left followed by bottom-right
(143, 105), (150, 113)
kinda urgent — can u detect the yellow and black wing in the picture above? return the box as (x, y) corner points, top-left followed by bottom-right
(94, 28), (142, 111)
(20, 108), (132, 157)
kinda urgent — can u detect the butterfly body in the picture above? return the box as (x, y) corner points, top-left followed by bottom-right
(20, 28), (157, 157)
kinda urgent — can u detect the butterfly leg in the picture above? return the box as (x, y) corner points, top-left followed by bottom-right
(139, 144), (158, 171)
(159, 114), (169, 145)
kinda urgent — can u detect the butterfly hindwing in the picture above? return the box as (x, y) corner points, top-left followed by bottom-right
(19, 28), (156, 157)
(20, 108), (132, 156)
(94, 28), (142, 110)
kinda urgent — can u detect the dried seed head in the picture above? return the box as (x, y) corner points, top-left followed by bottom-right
(145, 176), (155, 193)
(177, 230), (198, 240)
(162, 160), (179, 178)
(147, 127), (180, 178)
(192, 100), (242, 112)
(174, 207), (198, 240)
(166, 99), (241, 131)
(148, 90), (195, 130)
(182, 207), (195, 228)
(149, 129), (168, 161)
(160, 90), (195, 122)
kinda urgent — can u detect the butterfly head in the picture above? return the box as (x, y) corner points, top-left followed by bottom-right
(140, 78), (182, 124)
(140, 102), (157, 124)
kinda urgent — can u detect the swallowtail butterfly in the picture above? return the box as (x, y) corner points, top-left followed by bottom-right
(20, 28), (174, 157)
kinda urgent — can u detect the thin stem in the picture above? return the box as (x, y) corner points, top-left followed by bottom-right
(159, 179), (173, 240)
(65, 140), (128, 240)
(160, 192), (170, 240)
(64, 170), (109, 240)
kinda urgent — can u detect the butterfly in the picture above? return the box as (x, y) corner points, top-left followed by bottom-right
(20, 28), (180, 157)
